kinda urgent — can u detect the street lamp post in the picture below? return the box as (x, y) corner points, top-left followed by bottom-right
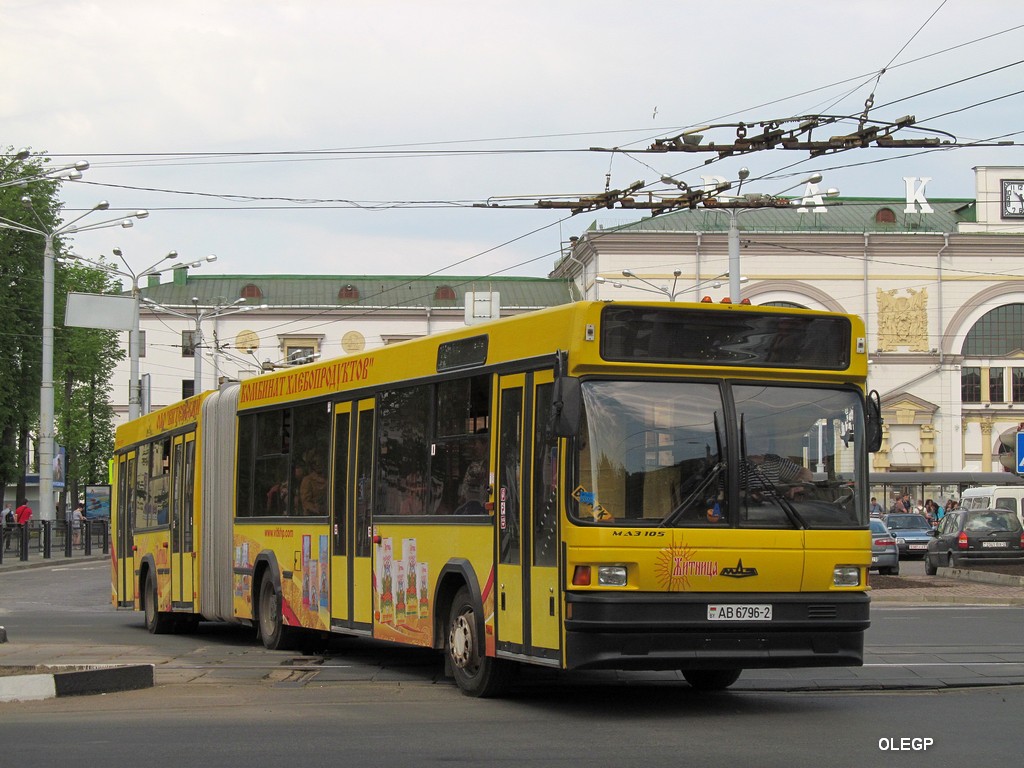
(0, 200), (148, 521)
(702, 172), (839, 301)
(142, 295), (256, 395)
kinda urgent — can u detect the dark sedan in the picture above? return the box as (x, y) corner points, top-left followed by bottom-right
(924, 508), (1024, 575)
(882, 513), (933, 558)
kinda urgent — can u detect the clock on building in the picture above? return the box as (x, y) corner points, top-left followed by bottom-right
(1001, 179), (1024, 218)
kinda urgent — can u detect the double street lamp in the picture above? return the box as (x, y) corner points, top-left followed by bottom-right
(596, 270), (748, 302)
(142, 294), (258, 395)
(0, 198), (148, 520)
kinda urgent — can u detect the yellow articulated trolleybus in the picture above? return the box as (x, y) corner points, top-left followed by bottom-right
(111, 300), (882, 696)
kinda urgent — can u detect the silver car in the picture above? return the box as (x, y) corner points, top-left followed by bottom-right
(870, 518), (900, 575)
(883, 513), (933, 559)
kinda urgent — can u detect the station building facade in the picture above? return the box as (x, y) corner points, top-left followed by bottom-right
(550, 166), (1024, 477)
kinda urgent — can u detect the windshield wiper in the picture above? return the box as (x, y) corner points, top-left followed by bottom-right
(661, 461), (724, 528)
(744, 455), (807, 529)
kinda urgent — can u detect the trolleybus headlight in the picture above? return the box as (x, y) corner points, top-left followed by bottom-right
(832, 566), (861, 587)
(597, 566), (628, 587)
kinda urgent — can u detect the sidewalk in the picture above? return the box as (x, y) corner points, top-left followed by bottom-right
(0, 541), (108, 573)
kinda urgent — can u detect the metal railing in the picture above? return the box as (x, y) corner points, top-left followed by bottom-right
(0, 518), (108, 564)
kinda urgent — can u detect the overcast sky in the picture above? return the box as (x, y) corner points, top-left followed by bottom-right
(2, 0), (1022, 285)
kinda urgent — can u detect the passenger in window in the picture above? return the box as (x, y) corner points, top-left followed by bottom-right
(455, 438), (489, 515)
(400, 471), (426, 515)
(266, 477), (289, 515)
(290, 463), (307, 514)
(300, 452), (327, 515)
(741, 454), (812, 499)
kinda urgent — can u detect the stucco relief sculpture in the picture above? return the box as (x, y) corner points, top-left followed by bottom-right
(876, 287), (929, 352)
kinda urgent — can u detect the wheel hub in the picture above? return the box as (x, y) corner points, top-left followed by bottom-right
(449, 613), (474, 669)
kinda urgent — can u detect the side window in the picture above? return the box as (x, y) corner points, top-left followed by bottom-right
(378, 386), (431, 516)
(247, 410), (291, 518)
(292, 402), (332, 516)
(238, 402), (332, 517)
(376, 375), (492, 518)
(433, 375), (491, 516)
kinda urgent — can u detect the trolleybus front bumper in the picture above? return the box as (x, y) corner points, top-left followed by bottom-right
(564, 591), (870, 671)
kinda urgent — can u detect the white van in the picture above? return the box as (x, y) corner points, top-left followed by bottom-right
(958, 486), (1024, 527)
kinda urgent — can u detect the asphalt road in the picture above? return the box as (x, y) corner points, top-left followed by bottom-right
(1, 558), (1023, 767)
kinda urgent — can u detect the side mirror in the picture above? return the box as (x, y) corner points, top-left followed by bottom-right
(865, 390), (883, 453)
(551, 376), (581, 437)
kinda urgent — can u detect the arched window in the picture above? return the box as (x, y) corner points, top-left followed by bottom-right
(434, 285), (457, 301)
(962, 304), (1024, 357)
(875, 207), (897, 225)
(241, 283), (263, 299)
(760, 300), (807, 309)
(338, 284), (360, 301)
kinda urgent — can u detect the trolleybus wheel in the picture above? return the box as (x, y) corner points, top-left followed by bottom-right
(258, 570), (294, 650)
(446, 586), (512, 697)
(682, 668), (742, 691)
(144, 570), (174, 635)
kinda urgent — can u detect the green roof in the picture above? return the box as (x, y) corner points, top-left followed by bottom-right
(137, 274), (576, 309)
(596, 198), (976, 235)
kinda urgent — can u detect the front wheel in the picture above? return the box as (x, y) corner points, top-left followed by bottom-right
(144, 570), (174, 634)
(924, 555), (937, 576)
(682, 668), (742, 691)
(446, 586), (513, 697)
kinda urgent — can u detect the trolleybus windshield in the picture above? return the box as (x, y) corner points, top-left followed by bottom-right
(572, 381), (865, 529)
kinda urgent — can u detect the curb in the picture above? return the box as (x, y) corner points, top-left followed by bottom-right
(938, 566), (1024, 587)
(0, 663), (154, 703)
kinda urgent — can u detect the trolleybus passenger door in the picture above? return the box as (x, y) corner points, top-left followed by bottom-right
(115, 452), (136, 607)
(352, 400), (376, 629)
(170, 433), (197, 610)
(330, 403), (352, 625)
(495, 372), (561, 662)
(528, 373), (561, 659)
(495, 375), (525, 652)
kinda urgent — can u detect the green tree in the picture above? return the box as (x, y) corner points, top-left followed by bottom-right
(0, 147), (122, 515)
(0, 148), (61, 507)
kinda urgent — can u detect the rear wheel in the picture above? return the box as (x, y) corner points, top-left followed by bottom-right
(682, 668), (742, 691)
(144, 570), (174, 634)
(258, 570), (295, 650)
(446, 586), (512, 697)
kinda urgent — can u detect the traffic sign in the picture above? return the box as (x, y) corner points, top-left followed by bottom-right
(1017, 432), (1024, 473)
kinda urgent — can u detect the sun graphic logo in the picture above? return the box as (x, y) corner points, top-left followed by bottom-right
(655, 537), (720, 591)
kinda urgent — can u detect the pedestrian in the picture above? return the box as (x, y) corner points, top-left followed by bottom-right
(2, 502), (13, 551)
(869, 496), (884, 517)
(72, 502), (84, 547)
(14, 499), (32, 552)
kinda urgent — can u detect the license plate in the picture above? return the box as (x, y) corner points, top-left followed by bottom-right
(871, 555), (879, 563)
(708, 604), (772, 621)
(982, 541), (1008, 548)
(908, 544), (927, 550)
